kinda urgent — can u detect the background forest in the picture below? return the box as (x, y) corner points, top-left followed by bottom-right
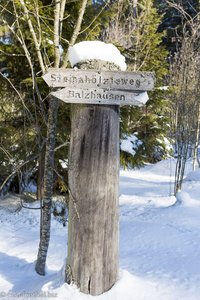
(0, 0), (200, 198)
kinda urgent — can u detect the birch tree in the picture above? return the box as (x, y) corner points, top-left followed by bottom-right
(1, 0), (65, 273)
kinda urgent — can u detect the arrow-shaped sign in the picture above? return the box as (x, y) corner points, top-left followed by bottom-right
(43, 68), (154, 91)
(51, 87), (149, 106)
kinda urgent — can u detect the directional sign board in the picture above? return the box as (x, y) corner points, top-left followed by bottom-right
(51, 88), (149, 106)
(43, 68), (154, 91)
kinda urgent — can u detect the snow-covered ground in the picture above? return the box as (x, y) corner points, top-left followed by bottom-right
(1, 158), (200, 300)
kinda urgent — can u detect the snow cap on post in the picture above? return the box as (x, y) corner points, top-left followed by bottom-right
(68, 41), (127, 71)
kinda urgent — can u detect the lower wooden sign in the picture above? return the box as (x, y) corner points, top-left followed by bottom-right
(51, 87), (148, 106)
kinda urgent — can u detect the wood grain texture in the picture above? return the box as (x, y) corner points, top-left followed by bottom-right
(43, 67), (155, 90)
(66, 60), (120, 296)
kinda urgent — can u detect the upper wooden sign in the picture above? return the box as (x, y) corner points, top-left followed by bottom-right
(43, 68), (154, 91)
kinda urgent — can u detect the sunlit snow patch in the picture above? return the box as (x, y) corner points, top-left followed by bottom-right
(120, 134), (142, 156)
(185, 169), (200, 181)
(68, 41), (127, 71)
(133, 92), (149, 104)
(176, 190), (200, 207)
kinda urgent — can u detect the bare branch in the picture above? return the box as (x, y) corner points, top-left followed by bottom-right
(69, 0), (88, 46)
(53, 0), (67, 67)
(62, 0), (89, 67)
(166, 0), (195, 26)
(18, 0), (46, 74)
(60, 0), (67, 36)
(54, 0), (61, 67)
(54, 141), (69, 151)
(33, 0), (42, 46)
(79, 0), (109, 35)
(36, 14), (69, 44)
(0, 3), (15, 16)
(0, 50), (25, 57)
(0, 148), (39, 193)
(0, 72), (30, 113)
(10, 3), (47, 124)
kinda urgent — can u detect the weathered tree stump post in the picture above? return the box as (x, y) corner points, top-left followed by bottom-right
(66, 60), (120, 295)
(42, 43), (154, 295)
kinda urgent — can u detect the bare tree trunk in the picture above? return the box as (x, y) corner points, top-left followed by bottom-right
(193, 103), (200, 170)
(35, 97), (59, 275)
(66, 60), (119, 296)
(19, 0), (46, 74)
(35, 0), (66, 275)
(37, 146), (45, 239)
(37, 143), (46, 201)
(167, 0), (200, 193)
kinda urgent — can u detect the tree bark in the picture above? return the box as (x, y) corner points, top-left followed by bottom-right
(35, 0), (64, 275)
(37, 146), (45, 240)
(193, 103), (200, 170)
(37, 147), (45, 202)
(35, 97), (59, 275)
(66, 61), (120, 295)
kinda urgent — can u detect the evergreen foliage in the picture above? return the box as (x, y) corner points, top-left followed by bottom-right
(104, 0), (170, 167)
(155, 0), (200, 53)
(0, 0), (116, 195)
(2, 0), (196, 191)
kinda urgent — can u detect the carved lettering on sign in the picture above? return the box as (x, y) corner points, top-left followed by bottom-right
(64, 90), (125, 101)
(43, 69), (155, 91)
(49, 73), (142, 89)
(51, 88), (147, 106)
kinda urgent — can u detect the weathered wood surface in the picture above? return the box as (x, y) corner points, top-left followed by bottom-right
(43, 68), (154, 91)
(67, 104), (119, 295)
(67, 61), (120, 296)
(51, 87), (147, 106)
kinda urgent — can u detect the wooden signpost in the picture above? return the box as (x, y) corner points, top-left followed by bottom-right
(43, 65), (154, 296)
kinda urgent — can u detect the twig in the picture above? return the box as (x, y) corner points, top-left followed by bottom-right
(68, 188), (80, 222)
(0, 50), (25, 57)
(0, 151), (39, 193)
(62, 0), (89, 67)
(19, 0), (46, 74)
(79, 0), (110, 35)
(54, 141), (69, 151)
(0, 72), (30, 113)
